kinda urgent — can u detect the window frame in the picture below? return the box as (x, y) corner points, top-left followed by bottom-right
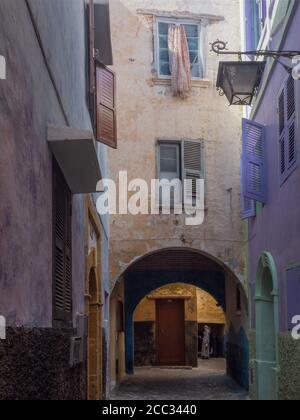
(154, 17), (203, 81)
(156, 139), (205, 208)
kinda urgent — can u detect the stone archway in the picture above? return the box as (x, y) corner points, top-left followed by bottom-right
(113, 247), (249, 389)
(255, 252), (279, 400)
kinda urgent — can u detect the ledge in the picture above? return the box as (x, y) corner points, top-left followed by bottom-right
(150, 78), (211, 88)
(47, 124), (101, 194)
(137, 9), (224, 23)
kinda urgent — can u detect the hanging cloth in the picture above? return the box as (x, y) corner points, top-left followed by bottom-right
(168, 24), (192, 98)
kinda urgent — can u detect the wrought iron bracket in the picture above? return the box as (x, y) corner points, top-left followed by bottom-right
(211, 40), (300, 78)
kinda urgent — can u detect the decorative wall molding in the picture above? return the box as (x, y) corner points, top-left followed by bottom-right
(136, 9), (224, 24)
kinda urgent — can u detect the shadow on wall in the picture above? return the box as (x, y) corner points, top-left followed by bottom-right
(226, 325), (249, 390)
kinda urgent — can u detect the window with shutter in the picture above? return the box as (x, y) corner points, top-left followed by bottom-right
(242, 118), (267, 204)
(157, 140), (204, 207)
(53, 160), (72, 325)
(96, 64), (117, 149)
(279, 76), (298, 183)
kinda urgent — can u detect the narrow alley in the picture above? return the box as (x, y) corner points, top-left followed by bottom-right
(111, 360), (248, 401)
(0, 0), (300, 402)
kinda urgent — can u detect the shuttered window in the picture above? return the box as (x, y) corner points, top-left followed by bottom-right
(53, 161), (72, 324)
(88, 1), (117, 149)
(158, 140), (204, 206)
(241, 184), (256, 220)
(279, 76), (298, 183)
(96, 64), (117, 149)
(241, 118), (267, 204)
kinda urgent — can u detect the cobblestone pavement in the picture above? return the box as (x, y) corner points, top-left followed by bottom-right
(110, 359), (249, 400)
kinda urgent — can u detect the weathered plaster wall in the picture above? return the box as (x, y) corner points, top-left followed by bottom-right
(0, 0), (110, 399)
(108, 0), (248, 389)
(197, 289), (225, 324)
(108, 0), (244, 289)
(0, 0), (93, 328)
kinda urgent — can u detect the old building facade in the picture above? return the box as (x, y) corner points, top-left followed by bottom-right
(241, 0), (300, 400)
(107, 0), (249, 391)
(0, 0), (115, 400)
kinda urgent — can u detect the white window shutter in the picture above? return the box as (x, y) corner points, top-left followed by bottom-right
(182, 140), (204, 204)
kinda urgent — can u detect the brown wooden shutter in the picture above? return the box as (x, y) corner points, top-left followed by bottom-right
(96, 64), (117, 149)
(53, 161), (72, 324)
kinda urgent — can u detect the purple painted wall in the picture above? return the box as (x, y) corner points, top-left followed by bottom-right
(0, 0), (93, 328)
(247, 2), (300, 332)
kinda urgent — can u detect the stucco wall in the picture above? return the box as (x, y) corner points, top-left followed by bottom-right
(108, 0), (244, 289)
(0, 0), (107, 329)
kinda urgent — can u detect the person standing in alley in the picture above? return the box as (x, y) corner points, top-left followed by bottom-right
(201, 325), (211, 360)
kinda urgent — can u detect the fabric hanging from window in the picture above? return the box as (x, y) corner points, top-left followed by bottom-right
(168, 24), (192, 98)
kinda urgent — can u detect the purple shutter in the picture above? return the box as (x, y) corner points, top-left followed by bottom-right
(241, 194), (256, 220)
(241, 160), (256, 219)
(287, 267), (300, 331)
(242, 118), (267, 203)
(279, 76), (297, 182)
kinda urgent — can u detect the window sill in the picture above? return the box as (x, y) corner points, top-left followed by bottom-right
(150, 78), (211, 88)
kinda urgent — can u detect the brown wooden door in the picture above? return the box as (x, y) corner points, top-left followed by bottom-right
(156, 299), (185, 366)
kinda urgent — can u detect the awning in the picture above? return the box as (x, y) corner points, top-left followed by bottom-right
(48, 124), (101, 194)
(94, 0), (113, 66)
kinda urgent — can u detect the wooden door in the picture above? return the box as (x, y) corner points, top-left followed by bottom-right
(156, 299), (185, 366)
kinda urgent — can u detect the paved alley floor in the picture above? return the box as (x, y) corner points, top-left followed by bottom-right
(111, 359), (249, 400)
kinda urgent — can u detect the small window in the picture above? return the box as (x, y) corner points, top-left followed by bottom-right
(157, 140), (204, 206)
(278, 76), (297, 184)
(156, 19), (203, 79)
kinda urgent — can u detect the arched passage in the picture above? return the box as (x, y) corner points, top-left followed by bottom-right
(111, 247), (249, 390)
(255, 252), (279, 400)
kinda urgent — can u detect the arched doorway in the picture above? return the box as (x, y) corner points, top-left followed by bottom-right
(110, 247), (249, 390)
(255, 252), (279, 400)
(133, 283), (226, 368)
(88, 268), (101, 400)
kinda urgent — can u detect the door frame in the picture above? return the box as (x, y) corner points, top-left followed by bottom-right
(85, 196), (103, 400)
(155, 298), (186, 366)
(255, 251), (279, 400)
